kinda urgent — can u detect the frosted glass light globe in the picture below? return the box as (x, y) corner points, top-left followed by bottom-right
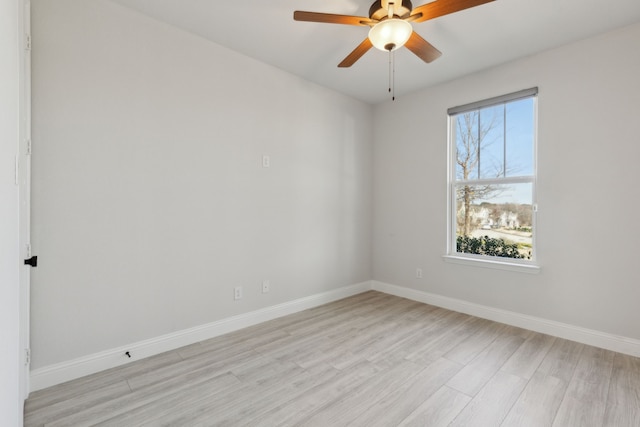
(368, 19), (412, 51)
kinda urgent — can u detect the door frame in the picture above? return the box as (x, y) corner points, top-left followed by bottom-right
(18, 0), (31, 400)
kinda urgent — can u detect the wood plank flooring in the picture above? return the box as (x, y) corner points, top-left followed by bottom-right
(24, 291), (640, 426)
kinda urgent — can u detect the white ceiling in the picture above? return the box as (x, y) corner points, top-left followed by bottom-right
(108, 0), (640, 104)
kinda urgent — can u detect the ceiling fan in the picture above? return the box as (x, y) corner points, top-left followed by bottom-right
(294, 0), (495, 67)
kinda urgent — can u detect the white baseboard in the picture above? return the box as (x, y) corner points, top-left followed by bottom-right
(30, 281), (372, 392)
(31, 279), (640, 392)
(372, 280), (640, 358)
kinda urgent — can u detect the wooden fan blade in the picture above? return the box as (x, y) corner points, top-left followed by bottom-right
(405, 31), (442, 63)
(405, 12), (424, 23)
(338, 38), (374, 68)
(294, 11), (375, 26)
(410, 0), (495, 23)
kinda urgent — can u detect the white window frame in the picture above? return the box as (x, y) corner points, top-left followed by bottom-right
(443, 88), (540, 274)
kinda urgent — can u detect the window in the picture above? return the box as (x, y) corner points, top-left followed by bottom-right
(446, 88), (538, 272)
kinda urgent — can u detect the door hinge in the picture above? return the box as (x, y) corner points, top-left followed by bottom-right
(26, 138), (32, 155)
(25, 33), (31, 51)
(26, 243), (31, 258)
(25, 348), (31, 366)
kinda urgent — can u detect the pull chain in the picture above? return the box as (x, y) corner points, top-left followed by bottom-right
(388, 49), (392, 96)
(387, 50), (396, 101)
(387, 49), (396, 101)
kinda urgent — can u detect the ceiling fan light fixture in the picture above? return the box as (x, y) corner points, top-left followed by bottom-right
(368, 18), (412, 51)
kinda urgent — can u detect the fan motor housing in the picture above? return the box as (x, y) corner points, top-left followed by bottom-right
(369, 0), (413, 20)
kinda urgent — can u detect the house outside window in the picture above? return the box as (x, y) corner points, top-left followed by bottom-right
(446, 88), (539, 273)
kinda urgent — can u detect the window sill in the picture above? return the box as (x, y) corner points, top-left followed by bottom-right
(442, 255), (541, 274)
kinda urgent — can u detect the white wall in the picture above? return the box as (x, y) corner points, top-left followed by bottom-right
(1, 0), (24, 423)
(31, 0), (372, 370)
(373, 22), (640, 341)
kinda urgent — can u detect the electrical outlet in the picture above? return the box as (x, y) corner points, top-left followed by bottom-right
(234, 286), (243, 300)
(262, 280), (270, 294)
(416, 268), (423, 279)
(262, 155), (270, 168)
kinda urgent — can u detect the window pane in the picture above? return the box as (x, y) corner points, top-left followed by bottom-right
(505, 98), (534, 177)
(454, 112), (479, 180)
(455, 183), (533, 259)
(455, 99), (535, 181)
(479, 104), (505, 179)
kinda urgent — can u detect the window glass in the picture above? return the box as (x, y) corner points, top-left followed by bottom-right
(454, 183), (533, 259)
(505, 98), (534, 177)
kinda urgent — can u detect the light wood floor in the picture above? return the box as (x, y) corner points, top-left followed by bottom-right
(25, 291), (640, 426)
